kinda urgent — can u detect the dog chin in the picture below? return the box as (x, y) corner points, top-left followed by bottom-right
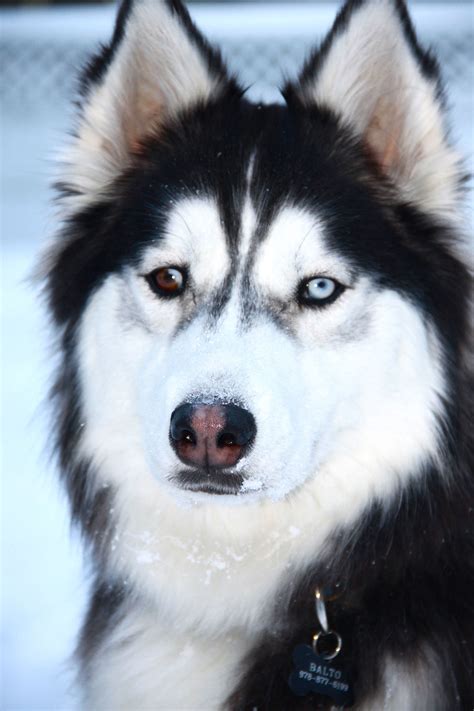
(166, 467), (266, 504)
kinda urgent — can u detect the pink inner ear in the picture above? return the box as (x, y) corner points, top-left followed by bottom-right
(364, 96), (403, 177)
(125, 82), (166, 153)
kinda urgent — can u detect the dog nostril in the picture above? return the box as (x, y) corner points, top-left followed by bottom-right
(181, 429), (196, 445)
(169, 405), (197, 446)
(217, 432), (237, 448)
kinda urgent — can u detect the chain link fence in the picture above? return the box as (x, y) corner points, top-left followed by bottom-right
(2, 2), (473, 113)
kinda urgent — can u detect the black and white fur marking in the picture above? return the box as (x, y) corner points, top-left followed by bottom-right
(43, 0), (473, 708)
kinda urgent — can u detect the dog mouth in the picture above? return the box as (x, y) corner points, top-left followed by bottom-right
(171, 468), (246, 496)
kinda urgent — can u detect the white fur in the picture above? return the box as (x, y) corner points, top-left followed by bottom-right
(75, 196), (446, 706)
(297, 0), (461, 217)
(129, 197), (231, 334)
(84, 605), (250, 710)
(59, 0), (223, 213)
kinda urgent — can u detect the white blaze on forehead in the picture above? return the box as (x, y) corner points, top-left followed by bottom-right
(236, 153), (258, 267)
(138, 197), (230, 289)
(253, 207), (352, 298)
(238, 197), (258, 268)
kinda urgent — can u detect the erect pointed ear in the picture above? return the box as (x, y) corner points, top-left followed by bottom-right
(60, 0), (235, 210)
(287, 0), (462, 217)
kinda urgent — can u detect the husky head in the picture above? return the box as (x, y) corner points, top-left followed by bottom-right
(46, 0), (470, 609)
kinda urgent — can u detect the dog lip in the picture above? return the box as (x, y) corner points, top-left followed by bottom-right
(171, 468), (246, 496)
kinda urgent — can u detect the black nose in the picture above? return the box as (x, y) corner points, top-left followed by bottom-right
(169, 402), (256, 469)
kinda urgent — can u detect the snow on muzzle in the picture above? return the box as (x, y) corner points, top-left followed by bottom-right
(138, 317), (318, 499)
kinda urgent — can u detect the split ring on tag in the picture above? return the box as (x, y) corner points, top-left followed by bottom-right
(312, 629), (343, 660)
(315, 588), (329, 632)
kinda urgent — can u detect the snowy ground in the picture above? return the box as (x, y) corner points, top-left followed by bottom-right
(1, 3), (472, 709)
(2, 118), (88, 710)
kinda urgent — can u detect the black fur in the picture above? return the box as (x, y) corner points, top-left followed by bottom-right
(227, 462), (474, 709)
(77, 580), (129, 672)
(44, 0), (473, 706)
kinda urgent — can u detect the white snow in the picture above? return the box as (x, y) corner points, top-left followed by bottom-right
(2, 119), (87, 709)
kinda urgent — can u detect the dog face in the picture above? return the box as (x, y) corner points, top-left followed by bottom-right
(78, 185), (446, 507)
(47, 1), (465, 523)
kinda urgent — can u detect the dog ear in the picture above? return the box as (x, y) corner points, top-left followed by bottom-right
(286, 0), (462, 217)
(60, 0), (234, 209)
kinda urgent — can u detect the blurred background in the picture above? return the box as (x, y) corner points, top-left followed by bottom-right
(1, 1), (473, 708)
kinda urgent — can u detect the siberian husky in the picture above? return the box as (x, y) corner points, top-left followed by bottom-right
(43, 0), (473, 708)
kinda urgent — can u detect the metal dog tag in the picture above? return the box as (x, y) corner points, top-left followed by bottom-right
(288, 588), (354, 706)
(288, 643), (354, 707)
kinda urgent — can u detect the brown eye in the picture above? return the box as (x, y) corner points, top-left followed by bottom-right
(146, 266), (187, 298)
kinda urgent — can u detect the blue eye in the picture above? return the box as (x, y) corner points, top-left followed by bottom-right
(307, 277), (336, 299)
(299, 276), (344, 306)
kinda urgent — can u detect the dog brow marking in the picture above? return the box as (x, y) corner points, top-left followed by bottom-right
(208, 153), (258, 327)
(239, 147), (282, 326)
(235, 152), (257, 269)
